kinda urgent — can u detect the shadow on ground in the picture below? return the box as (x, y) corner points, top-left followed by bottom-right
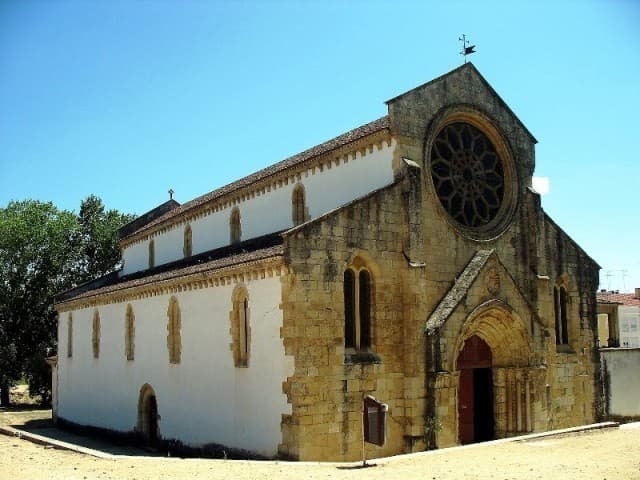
(0, 408), (162, 457)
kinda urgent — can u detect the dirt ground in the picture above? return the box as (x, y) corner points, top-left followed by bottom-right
(1, 406), (639, 480)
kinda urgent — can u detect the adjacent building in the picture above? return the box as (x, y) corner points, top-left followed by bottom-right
(597, 289), (640, 348)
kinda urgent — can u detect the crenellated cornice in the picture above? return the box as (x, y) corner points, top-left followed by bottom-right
(120, 130), (393, 249)
(56, 256), (286, 313)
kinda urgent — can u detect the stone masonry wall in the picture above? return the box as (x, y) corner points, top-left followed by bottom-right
(277, 64), (599, 460)
(279, 181), (420, 461)
(387, 64), (600, 434)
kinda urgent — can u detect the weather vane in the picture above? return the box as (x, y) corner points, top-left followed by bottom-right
(459, 34), (476, 64)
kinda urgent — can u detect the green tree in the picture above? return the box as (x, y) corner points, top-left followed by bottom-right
(0, 200), (78, 405)
(0, 319), (19, 406)
(0, 197), (134, 405)
(75, 195), (135, 283)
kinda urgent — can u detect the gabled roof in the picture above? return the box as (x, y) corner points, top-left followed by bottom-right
(118, 199), (180, 240)
(425, 249), (544, 334)
(597, 291), (640, 307)
(542, 211), (601, 269)
(121, 116), (390, 243)
(425, 249), (494, 334)
(56, 232), (284, 306)
(386, 62), (537, 144)
(282, 181), (400, 237)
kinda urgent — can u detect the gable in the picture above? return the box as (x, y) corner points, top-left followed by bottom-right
(386, 63), (536, 145)
(426, 249), (544, 335)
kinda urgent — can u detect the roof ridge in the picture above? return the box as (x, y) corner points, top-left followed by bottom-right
(121, 115), (390, 242)
(56, 242), (284, 305)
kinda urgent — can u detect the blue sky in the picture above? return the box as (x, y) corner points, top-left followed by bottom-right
(1, 0), (639, 292)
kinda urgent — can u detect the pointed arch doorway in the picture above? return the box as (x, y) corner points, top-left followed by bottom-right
(137, 384), (159, 444)
(457, 335), (494, 444)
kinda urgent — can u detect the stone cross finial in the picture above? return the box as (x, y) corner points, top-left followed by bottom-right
(169, 188), (174, 200)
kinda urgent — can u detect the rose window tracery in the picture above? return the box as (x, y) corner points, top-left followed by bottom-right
(430, 122), (505, 228)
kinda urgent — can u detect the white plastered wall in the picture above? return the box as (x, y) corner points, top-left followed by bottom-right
(56, 275), (293, 456)
(619, 306), (640, 348)
(601, 348), (640, 417)
(121, 140), (395, 275)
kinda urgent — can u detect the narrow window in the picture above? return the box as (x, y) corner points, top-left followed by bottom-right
(553, 287), (560, 344)
(230, 207), (241, 244)
(343, 262), (373, 351)
(560, 287), (569, 344)
(554, 285), (569, 345)
(125, 304), (135, 361)
(92, 309), (100, 359)
(240, 298), (249, 361)
(231, 285), (250, 367)
(344, 269), (356, 348)
(67, 313), (73, 358)
(167, 297), (181, 364)
(183, 225), (192, 258)
(359, 270), (371, 349)
(292, 184), (307, 226)
(148, 239), (155, 269)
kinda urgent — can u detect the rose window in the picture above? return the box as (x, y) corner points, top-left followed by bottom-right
(430, 122), (505, 228)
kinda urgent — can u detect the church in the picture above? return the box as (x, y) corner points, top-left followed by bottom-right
(53, 63), (600, 461)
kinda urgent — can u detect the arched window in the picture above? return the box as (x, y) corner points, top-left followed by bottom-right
(359, 270), (372, 349)
(92, 309), (100, 359)
(554, 285), (569, 345)
(125, 304), (135, 361)
(230, 207), (241, 245)
(148, 239), (155, 269)
(167, 297), (181, 364)
(344, 270), (356, 348)
(344, 260), (373, 351)
(230, 285), (250, 367)
(183, 225), (192, 258)
(67, 313), (73, 358)
(292, 184), (307, 226)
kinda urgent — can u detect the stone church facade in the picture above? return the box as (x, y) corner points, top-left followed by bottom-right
(54, 64), (600, 461)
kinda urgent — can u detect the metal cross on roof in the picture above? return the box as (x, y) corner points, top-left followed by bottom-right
(168, 188), (174, 200)
(459, 34), (477, 64)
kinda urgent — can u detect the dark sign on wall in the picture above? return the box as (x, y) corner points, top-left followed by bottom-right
(363, 395), (388, 446)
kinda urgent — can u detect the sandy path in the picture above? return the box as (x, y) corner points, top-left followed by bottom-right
(1, 424), (639, 480)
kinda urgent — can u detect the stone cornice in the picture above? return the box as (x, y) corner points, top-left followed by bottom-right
(120, 130), (393, 249)
(56, 256), (286, 313)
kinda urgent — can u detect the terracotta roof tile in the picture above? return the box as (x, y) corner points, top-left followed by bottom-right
(56, 233), (284, 304)
(121, 116), (390, 241)
(597, 291), (640, 307)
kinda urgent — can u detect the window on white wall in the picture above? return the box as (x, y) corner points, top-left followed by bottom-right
(125, 304), (135, 361)
(148, 239), (155, 269)
(183, 225), (192, 258)
(167, 296), (181, 364)
(230, 285), (250, 367)
(230, 207), (241, 245)
(67, 313), (73, 358)
(292, 183), (307, 226)
(92, 309), (100, 359)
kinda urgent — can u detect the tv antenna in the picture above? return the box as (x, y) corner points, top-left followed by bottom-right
(604, 270), (614, 291)
(620, 269), (629, 292)
(459, 34), (476, 63)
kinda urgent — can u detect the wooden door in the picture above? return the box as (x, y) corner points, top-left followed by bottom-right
(457, 335), (493, 444)
(458, 368), (475, 444)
